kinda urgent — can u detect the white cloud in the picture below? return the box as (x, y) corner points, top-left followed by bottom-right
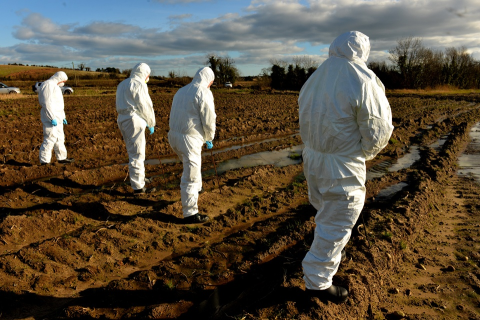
(73, 22), (144, 35)
(2, 0), (480, 75)
(168, 14), (193, 21)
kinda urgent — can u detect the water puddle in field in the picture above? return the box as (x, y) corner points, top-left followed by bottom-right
(375, 182), (409, 200)
(366, 146), (420, 180)
(374, 119), (480, 199)
(368, 132), (452, 199)
(143, 133), (300, 166)
(205, 144), (304, 175)
(387, 146), (421, 172)
(429, 134), (449, 151)
(214, 133), (300, 153)
(458, 122), (480, 183)
(148, 137), (424, 180)
(367, 128), (452, 181)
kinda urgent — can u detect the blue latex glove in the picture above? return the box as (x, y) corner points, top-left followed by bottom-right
(51, 119), (58, 126)
(206, 141), (213, 149)
(63, 118), (68, 125)
(148, 126), (154, 135)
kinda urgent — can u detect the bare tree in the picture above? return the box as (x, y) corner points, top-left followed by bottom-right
(369, 40), (480, 90)
(292, 55), (319, 69)
(389, 37), (425, 88)
(269, 58), (288, 69)
(256, 67), (272, 89)
(417, 47), (444, 88)
(444, 46), (475, 88)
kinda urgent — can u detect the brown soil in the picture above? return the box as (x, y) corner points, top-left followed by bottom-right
(1, 89), (480, 319)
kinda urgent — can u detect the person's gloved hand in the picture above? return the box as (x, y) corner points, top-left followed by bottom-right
(148, 126), (154, 135)
(63, 118), (68, 125)
(51, 119), (58, 126)
(206, 141), (213, 149)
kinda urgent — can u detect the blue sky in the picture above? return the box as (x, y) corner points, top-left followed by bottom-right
(1, 0), (479, 77)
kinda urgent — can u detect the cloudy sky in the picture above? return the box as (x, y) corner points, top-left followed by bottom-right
(1, 0), (479, 77)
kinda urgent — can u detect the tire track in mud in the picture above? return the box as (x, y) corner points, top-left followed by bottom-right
(0, 133), (303, 248)
(0, 136), (304, 256)
(0, 163), (311, 319)
(2, 94), (480, 319)
(60, 184), (316, 319)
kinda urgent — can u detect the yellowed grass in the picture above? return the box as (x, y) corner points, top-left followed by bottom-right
(234, 80), (256, 87)
(0, 65), (35, 77)
(0, 93), (30, 100)
(388, 86), (480, 95)
(0, 65), (117, 80)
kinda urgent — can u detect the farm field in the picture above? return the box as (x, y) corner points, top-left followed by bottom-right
(1, 86), (480, 319)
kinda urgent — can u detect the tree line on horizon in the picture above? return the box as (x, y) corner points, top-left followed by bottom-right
(264, 37), (480, 91)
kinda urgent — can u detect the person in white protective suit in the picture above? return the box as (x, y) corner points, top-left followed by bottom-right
(168, 67), (216, 224)
(299, 31), (394, 303)
(116, 63), (156, 194)
(39, 71), (75, 165)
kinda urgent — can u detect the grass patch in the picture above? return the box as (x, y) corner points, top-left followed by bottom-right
(388, 87), (480, 96)
(382, 231), (393, 241)
(389, 137), (399, 144)
(184, 225), (199, 233)
(288, 152), (302, 160)
(164, 280), (175, 290)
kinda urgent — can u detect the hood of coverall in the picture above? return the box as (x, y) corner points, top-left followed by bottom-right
(328, 31), (370, 64)
(130, 63), (151, 82)
(48, 71), (68, 84)
(191, 67), (215, 88)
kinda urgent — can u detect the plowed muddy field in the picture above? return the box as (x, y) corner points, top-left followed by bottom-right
(1, 89), (480, 319)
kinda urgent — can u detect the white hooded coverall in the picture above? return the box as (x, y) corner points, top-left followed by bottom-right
(299, 31), (394, 290)
(39, 71), (69, 164)
(168, 67), (216, 217)
(116, 63), (156, 191)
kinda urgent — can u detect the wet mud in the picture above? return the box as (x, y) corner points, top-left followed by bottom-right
(1, 90), (480, 319)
